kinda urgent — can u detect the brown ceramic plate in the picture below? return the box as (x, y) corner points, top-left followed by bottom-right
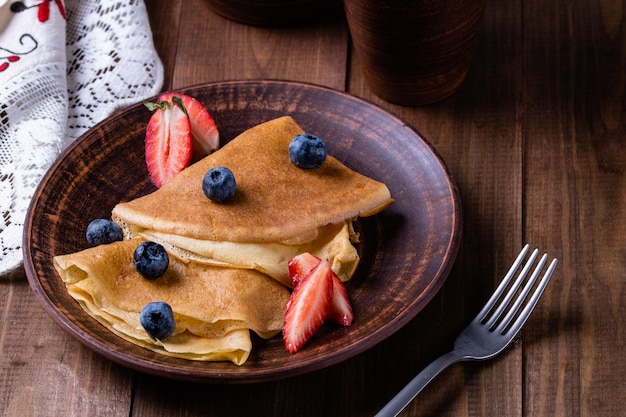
(24, 80), (461, 383)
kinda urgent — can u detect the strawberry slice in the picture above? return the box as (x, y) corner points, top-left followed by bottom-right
(288, 253), (354, 327)
(158, 92), (219, 161)
(327, 276), (354, 326)
(288, 252), (320, 287)
(144, 97), (192, 187)
(283, 259), (333, 353)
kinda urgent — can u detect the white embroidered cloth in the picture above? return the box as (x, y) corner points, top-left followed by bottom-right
(0, 0), (164, 274)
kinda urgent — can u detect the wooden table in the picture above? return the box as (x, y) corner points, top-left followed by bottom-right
(2, 0), (624, 415)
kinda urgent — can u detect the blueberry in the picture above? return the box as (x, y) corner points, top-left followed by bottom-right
(139, 301), (176, 340)
(86, 219), (123, 246)
(133, 241), (169, 279)
(202, 167), (236, 203)
(288, 133), (327, 169)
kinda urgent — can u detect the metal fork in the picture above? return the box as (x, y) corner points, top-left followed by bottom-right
(375, 244), (558, 417)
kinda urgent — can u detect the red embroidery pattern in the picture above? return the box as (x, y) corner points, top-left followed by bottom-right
(0, 34), (38, 72)
(37, 0), (67, 23)
(10, 1), (67, 22)
(0, 1), (67, 72)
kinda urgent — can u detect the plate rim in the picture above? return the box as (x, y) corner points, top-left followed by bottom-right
(23, 79), (462, 383)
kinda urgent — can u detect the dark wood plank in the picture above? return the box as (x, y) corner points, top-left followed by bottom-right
(132, 372), (330, 416)
(345, 0), (526, 415)
(145, 0), (183, 91)
(4, 0), (624, 415)
(0, 273), (133, 416)
(523, 1), (626, 416)
(169, 0), (348, 90)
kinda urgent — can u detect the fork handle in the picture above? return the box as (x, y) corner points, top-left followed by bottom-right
(375, 351), (463, 417)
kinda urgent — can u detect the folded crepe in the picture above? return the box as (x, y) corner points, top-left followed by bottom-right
(54, 238), (290, 365)
(112, 116), (393, 287)
(54, 116), (393, 364)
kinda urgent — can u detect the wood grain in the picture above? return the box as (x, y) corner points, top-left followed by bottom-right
(346, 0), (526, 415)
(2, 0), (625, 416)
(0, 277), (133, 416)
(523, 1), (626, 416)
(145, 0), (182, 89)
(167, 0), (349, 90)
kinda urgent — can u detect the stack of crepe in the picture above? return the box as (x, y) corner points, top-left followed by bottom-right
(54, 116), (393, 364)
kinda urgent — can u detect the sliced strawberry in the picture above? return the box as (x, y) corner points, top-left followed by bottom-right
(283, 259), (333, 353)
(288, 252), (355, 327)
(288, 252), (320, 287)
(327, 276), (354, 326)
(144, 97), (192, 187)
(158, 92), (219, 161)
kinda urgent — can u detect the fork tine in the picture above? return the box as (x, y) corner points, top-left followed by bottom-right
(494, 253), (548, 333)
(483, 248), (539, 328)
(475, 244), (530, 325)
(375, 246), (557, 416)
(503, 257), (557, 336)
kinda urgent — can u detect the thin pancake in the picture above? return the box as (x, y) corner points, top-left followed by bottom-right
(111, 116), (393, 244)
(139, 222), (359, 287)
(54, 238), (290, 364)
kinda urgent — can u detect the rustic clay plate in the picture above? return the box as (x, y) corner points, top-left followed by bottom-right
(24, 80), (462, 383)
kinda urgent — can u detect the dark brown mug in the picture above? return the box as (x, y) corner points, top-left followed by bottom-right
(344, 0), (486, 105)
(204, 0), (341, 26)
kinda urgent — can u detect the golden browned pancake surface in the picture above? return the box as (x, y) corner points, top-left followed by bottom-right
(112, 116), (393, 243)
(54, 239), (290, 364)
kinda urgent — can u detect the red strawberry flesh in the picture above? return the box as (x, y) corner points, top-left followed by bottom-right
(288, 252), (320, 287)
(144, 99), (192, 187)
(287, 252), (355, 328)
(327, 275), (354, 326)
(283, 259), (333, 353)
(158, 92), (219, 161)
